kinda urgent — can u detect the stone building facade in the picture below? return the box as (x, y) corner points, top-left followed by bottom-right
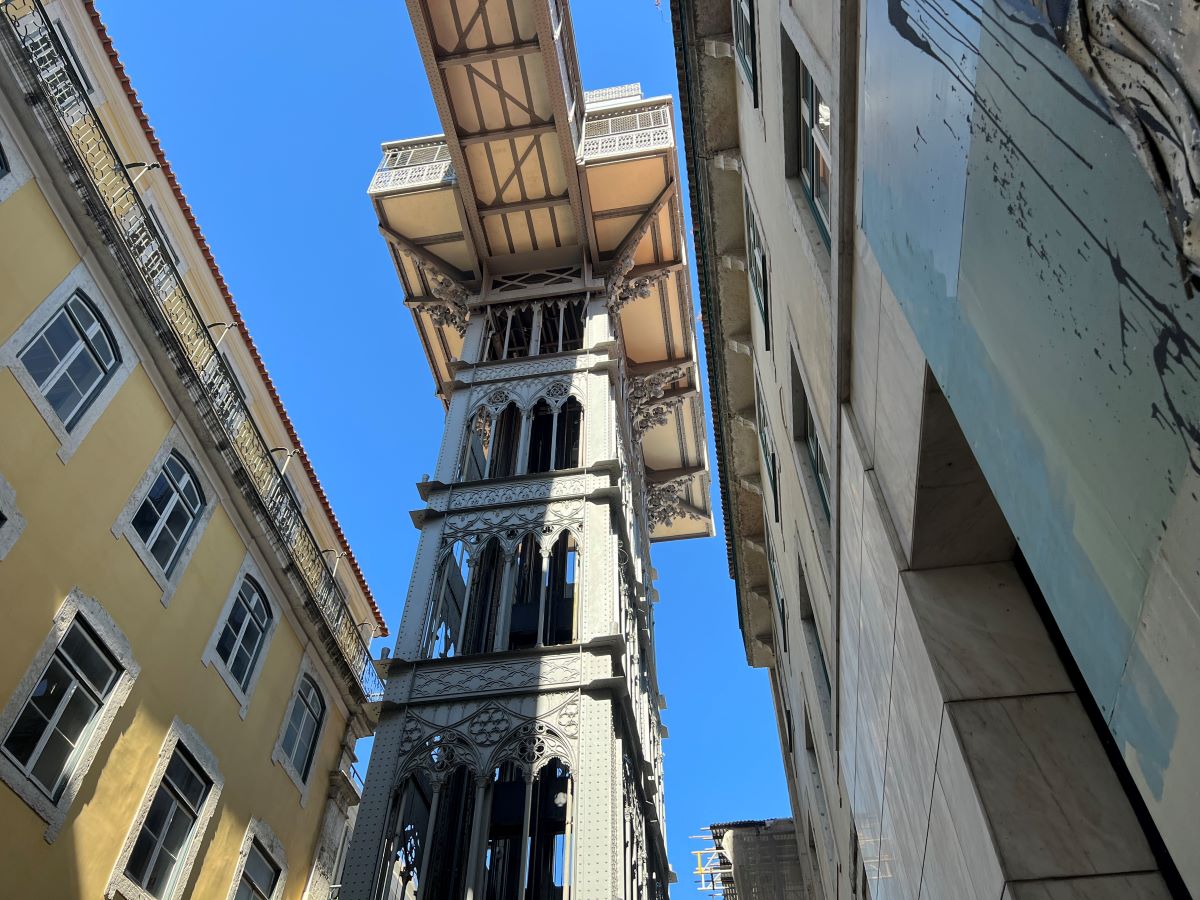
(675, 0), (1199, 897)
(0, 1), (386, 897)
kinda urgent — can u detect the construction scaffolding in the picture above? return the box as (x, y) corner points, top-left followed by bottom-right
(692, 820), (808, 900)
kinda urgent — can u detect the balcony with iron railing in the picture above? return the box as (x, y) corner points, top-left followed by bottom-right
(0, 0), (384, 704)
(368, 138), (455, 196)
(581, 98), (674, 161)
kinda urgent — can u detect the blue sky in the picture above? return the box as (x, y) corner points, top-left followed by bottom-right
(96, 0), (787, 889)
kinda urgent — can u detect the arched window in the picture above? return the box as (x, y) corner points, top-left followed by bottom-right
(214, 576), (272, 690)
(538, 297), (586, 353)
(554, 396), (582, 469)
(463, 402), (521, 481)
(424, 542), (468, 659)
(506, 534), (543, 650)
(131, 451), (204, 574)
(482, 759), (572, 899)
(19, 291), (119, 429)
(458, 539), (506, 655)
(482, 305), (535, 361)
(525, 396), (582, 475)
(542, 532), (578, 646)
(506, 531), (577, 651)
(281, 675), (325, 780)
(461, 409), (492, 481)
(377, 771), (432, 899)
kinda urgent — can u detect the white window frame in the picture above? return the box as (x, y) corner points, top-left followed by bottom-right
(271, 656), (328, 806)
(201, 554), (280, 718)
(0, 111), (33, 204)
(0, 469), (26, 561)
(744, 187), (770, 350)
(0, 262), (138, 462)
(226, 817), (288, 900)
(0, 590), (139, 840)
(732, 0), (758, 106)
(112, 426), (216, 606)
(106, 718), (223, 900)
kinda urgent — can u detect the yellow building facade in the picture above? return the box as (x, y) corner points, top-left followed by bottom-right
(0, 2), (386, 898)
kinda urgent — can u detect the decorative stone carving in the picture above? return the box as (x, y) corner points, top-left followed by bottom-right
(402, 729), (478, 781)
(467, 706), (512, 745)
(628, 366), (689, 438)
(556, 698), (580, 738)
(439, 475), (592, 512)
(466, 353), (591, 385)
(409, 655), (582, 700)
(610, 269), (669, 314)
(441, 498), (585, 552)
(491, 720), (574, 775)
(405, 253), (469, 335)
(646, 476), (702, 529)
(467, 373), (586, 418)
(606, 211), (661, 314)
(398, 716), (423, 754)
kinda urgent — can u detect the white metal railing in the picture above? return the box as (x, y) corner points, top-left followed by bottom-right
(581, 102), (673, 160)
(369, 140), (455, 194)
(1, 0), (384, 703)
(584, 83), (643, 106)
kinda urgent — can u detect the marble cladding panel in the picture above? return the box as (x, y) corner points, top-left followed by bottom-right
(902, 563), (1072, 701)
(870, 275), (927, 559)
(851, 229), (884, 462)
(874, 798), (902, 900)
(838, 409), (869, 787)
(854, 663), (889, 898)
(930, 705), (1006, 900)
(918, 771), (1002, 900)
(946, 694), (1156, 881)
(1001, 874), (1173, 900)
(878, 581), (945, 900)
(853, 470), (903, 893)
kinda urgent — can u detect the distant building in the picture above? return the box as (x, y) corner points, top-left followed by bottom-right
(0, 2), (386, 897)
(674, 0), (1197, 896)
(695, 820), (807, 900)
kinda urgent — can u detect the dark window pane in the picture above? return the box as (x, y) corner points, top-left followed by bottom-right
(29, 657), (73, 719)
(67, 295), (95, 331)
(60, 624), (116, 695)
(43, 314), (79, 359)
(65, 351), (103, 408)
(150, 531), (179, 569)
(4, 703), (51, 766)
(21, 336), (59, 386)
(45, 374), (83, 422)
(29, 724), (74, 793)
(125, 828), (158, 885)
(165, 751), (207, 811)
(244, 843), (279, 892)
(163, 502), (193, 545)
(230, 647), (251, 685)
(142, 789), (175, 839)
(216, 625), (238, 664)
(92, 331), (115, 369)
